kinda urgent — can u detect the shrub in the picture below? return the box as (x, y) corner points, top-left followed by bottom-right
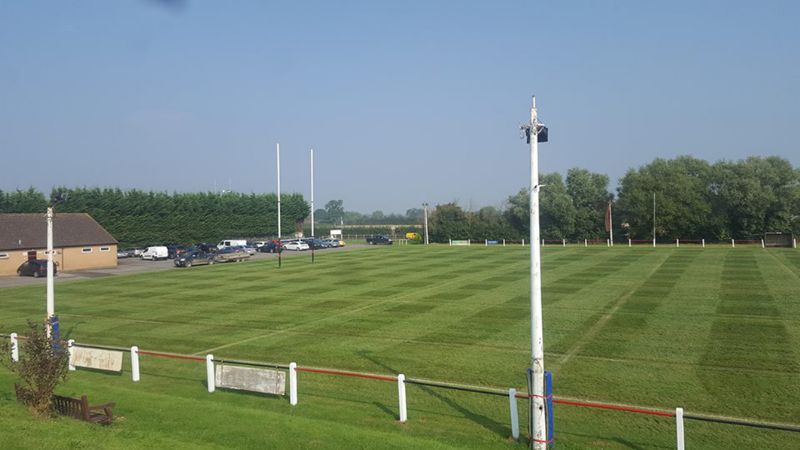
(0, 320), (70, 416)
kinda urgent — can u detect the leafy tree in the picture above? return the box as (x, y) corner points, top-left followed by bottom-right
(429, 203), (469, 242)
(566, 168), (612, 239)
(505, 173), (576, 239)
(324, 200), (345, 224)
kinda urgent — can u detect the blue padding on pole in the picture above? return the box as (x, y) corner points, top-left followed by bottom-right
(545, 370), (554, 448)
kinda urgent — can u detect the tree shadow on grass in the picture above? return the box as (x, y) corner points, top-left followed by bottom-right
(356, 350), (509, 438)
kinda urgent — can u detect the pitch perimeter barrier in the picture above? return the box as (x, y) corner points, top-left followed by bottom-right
(5, 334), (800, 447)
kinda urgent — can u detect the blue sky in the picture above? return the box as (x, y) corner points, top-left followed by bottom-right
(1, 1), (798, 213)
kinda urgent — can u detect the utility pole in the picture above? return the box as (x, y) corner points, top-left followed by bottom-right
(310, 148), (315, 237)
(277, 143), (282, 239)
(46, 206), (55, 337)
(521, 96), (547, 450)
(422, 203), (429, 245)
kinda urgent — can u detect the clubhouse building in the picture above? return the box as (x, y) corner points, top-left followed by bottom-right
(0, 213), (118, 277)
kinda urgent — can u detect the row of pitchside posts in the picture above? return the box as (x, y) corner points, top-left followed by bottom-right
(5, 334), (800, 449)
(450, 238), (798, 248)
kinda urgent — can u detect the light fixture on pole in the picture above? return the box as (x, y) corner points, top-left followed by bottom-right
(521, 95), (548, 450)
(422, 203), (430, 245)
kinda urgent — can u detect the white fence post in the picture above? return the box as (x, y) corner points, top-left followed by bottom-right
(131, 346), (140, 382)
(503, 239), (506, 247)
(584, 239), (587, 247)
(606, 239), (610, 247)
(10, 332), (18, 362)
(522, 239), (525, 246)
(794, 238), (797, 249)
(761, 239), (765, 249)
(702, 238), (705, 248)
(676, 407), (685, 450)
(206, 354), (215, 393)
(449, 239), (452, 246)
(562, 239), (566, 247)
(68, 339), (75, 371)
(676, 239), (680, 248)
(485, 239), (488, 246)
(731, 239), (735, 248)
(509, 388), (520, 440)
(289, 362), (298, 406)
(628, 238), (631, 247)
(397, 374), (407, 423)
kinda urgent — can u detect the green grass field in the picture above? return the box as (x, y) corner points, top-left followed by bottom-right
(2, 245), (800, 449)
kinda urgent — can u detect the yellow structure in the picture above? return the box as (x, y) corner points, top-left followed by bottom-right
(0, 213), (118, 277)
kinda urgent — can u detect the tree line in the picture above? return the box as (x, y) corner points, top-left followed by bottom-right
(0, 187), (310, 246)
(428, 156), (799, 242)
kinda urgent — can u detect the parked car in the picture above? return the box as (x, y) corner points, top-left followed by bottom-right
(174, 251), (216, 268)
(195, 243), (218, 253)
(214, 246), (250, 263)
(141, 246), (169, 261)
(257, 240), (283, 253)
(283, 240), (310, 251)
(117, 249), (130, 258)
(322, 239), (340, 248)
(165, 244), (187, 259)
(302, 238), (327, 250)
(366, 235), (393, 245)
(241, 245), (257, 255)
(17, 260), (57, 278)
(217, 239), (248, 250)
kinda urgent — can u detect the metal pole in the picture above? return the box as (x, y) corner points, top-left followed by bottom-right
(423, 203), (429, 245)
(310, 148), (315, 237)
(609, 202), (614, 246)
(277, 143), (282, 239)
(526, 96), (546, 449)
(46, 207), (55, 336)
(652, 192), (656, 247)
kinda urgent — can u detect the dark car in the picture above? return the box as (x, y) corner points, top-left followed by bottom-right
(165, 244), (187, 259)
(366, 235), (393, 245)
(302, 238), (327, 250)
(174, 251), (216, 268)
(17, 259), (58, 278)
(195, 242), (218, 253)
(257, 240), (283, 253)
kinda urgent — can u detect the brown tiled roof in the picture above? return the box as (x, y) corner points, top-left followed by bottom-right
(0, 213), (118, 250)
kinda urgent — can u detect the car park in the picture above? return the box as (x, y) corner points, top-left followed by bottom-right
(214, 246), (250, 263)
(174, 251), (216, 268)
(283, 240), (310, 251)
(217, 239), (248, 250)
(17, 259), (57, 277)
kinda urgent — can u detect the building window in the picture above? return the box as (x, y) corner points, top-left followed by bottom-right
(0, 252), (8, 259)
(82, 248), (93, 254)
(100, 247), (110, 252)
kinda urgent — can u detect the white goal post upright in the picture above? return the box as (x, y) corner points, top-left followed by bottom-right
(277, 143), (282, 239)
(522, 96), (547, 449)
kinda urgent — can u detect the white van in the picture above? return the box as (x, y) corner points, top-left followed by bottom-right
(217, 239), (248, 250)
(141, 246), (168, 261)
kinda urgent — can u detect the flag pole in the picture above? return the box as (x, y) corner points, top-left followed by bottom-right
(652, 192), (656, 247)
(609, 201), (614, 246)
(524, 96), (547, 450)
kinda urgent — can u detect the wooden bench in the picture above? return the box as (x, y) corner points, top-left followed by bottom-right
(15, 384), (115, 425)
(52, 394), (116, 425)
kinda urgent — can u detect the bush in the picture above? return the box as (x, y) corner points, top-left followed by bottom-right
(1, 321), (70, 416)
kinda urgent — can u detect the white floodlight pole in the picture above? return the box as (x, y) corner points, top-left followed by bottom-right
(423, 203), (430, 245)
(277, 143), (282, 239)
(526, 96), (546, 450)
(609, 202), (614, 246)
(310, 148), (315, 237)
(46, 206), (55, 336)
(652, 192), (656, 247)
